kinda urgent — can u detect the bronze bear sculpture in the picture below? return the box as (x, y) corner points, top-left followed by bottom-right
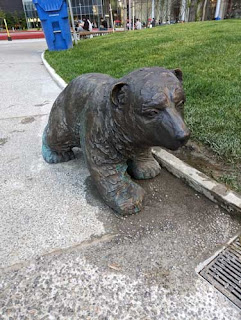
(42, 67), (190, 215)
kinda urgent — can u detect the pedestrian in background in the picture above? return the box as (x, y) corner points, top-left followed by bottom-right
(83, 17), (92, 31)
(102, 18), (108, 29)
(151, 18), (156, 27)
(100, 17), (108, 30)
(135, 19), (142, 30)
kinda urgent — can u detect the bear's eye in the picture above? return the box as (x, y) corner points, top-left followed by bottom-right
(176, 100), (184, 107)
(145, 109), (160, 117)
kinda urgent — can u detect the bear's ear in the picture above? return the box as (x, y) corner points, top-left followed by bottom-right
(172, 68), (183, 83)
(111, 82), (129, 107)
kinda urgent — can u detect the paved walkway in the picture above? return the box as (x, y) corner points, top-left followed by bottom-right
(0, 39), (241, 319)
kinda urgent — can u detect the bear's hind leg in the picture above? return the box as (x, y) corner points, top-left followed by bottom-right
(127, 148), (161, 180)
(42, 125), (76, 164)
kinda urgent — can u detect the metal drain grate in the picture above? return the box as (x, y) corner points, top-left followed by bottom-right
(199, 235), (241, 309)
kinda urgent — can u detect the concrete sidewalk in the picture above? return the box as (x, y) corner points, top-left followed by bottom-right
(0, 39), (241, 319)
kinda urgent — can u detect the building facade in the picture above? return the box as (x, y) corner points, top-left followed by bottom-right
(22, 0), (39, 28)
(124, 0), (241, 25)
(0, 0), (23, 13)
(1, 0), (240, 29)
(70, 0), (104, 27)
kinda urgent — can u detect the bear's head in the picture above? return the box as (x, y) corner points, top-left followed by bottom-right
(111, 67), (190, 151)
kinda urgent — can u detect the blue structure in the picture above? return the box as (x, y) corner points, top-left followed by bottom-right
(32, 0), (73, 51)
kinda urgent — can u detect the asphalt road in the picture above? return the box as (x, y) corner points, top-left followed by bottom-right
(0, 39), (241, 319)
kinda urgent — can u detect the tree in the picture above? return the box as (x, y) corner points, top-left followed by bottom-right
(0, 8), (5, 20)
(19, 12), (27, 29)
(202, 0), (208, 20)
(5, 12), (15, 29)
(0, 9), (5, 29)
(0, 11), (5, 19)
(13, 10), (20, 28)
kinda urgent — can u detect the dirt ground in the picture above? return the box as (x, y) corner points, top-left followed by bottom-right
(171, 140), (241, 194)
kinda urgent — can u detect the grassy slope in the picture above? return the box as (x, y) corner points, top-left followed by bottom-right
(45, 20), (241, 188)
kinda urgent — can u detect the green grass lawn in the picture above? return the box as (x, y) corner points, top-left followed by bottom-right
(45, 20), (241, 191)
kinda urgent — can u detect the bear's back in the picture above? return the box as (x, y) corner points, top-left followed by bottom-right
(54, 73), (116, 130)
(65, 73), (116, 114)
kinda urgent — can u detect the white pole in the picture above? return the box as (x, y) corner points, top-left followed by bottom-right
(132, 1), (135, 30)
(180, 0), (186, 21)
(128, 0), (131, 30)
(109, 4), (115, 32)
(151, 0), (154, 20)
(123, 0), (127, 31)
(215, 0), (222, 19)
(67, 0), (78, 45)
(79, 3), (82, 20)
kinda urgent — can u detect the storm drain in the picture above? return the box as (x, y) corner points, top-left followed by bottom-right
(199, 235), (241, 309)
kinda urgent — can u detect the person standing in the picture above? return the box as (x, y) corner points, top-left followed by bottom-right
(135, 19), (142, 30)
(151, 18), (156, 27)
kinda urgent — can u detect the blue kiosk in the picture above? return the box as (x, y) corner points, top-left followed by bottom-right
(33, 0), (73, 51)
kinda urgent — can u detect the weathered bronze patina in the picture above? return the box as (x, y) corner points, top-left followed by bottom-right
(42, 67), (190, 215)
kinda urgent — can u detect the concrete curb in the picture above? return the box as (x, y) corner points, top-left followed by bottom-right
(41, 50), (241, 215)
(153, 148), (241, 214)
(41, 52), (67, 90)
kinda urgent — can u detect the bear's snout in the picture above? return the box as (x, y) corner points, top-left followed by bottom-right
(176, 129), (190, 146)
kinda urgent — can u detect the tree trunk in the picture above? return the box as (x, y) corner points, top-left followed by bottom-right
(202, 0), (208, 20)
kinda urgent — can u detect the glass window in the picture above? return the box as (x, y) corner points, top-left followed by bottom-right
(22, 0), (40, 28)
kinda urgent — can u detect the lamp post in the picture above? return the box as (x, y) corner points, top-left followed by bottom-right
(67, 0), (78, 45)
(109, 3), (114, 32)
(215, 0), (222, 19)
(128, 0), (131, 30)
(123, 0), (127, 30)
(151, 0), (154, 20)
(132, 0), (134, 30)
(79, 3), (82, 20)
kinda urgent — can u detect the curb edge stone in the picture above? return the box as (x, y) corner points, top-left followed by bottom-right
(153, 148), (241, 214)
(41, 51), (67, 90)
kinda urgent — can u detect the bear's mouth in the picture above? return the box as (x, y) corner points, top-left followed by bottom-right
(167, 138), (189, 151)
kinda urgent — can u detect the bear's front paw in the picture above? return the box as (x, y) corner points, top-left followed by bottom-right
(113, 183), (145, 216)
(42, 143), (75, 164)
(127, 158), (161, 180)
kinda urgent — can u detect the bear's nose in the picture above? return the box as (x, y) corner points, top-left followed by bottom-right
(176, 130), (190, 144)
